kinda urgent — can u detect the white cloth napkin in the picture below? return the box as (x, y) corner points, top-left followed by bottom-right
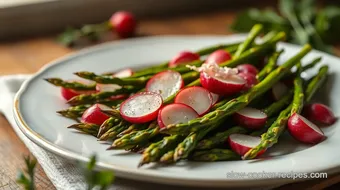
(0, 75), (282, 190)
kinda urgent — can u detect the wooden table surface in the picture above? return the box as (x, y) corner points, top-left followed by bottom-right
(0, 10), (339, 190)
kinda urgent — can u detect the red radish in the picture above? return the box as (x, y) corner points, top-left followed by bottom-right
(61, 80), (96, 101)
(174, 87), (213, 116)
(237, 64), (258, 75)
(303, 103), (336, 125)
(234, 107), (267, 129)
(146, 70), (184, 100)
(238, 73), (258, 90)
(168, 51), (200, 68)
(228, 134), (265, 157)
(110, 11), (136, 38)
(288, 113), (326, 144)
(200, 72), (245, 96)
(157, 103), (199, 129)
(81, 104), (111, 125)
(272, 82), (289, 101)
(205, 50), (232, 64)
(114, 68), (133, 78)
(120, 92), (163, 124)
(211, 92), (220, 105)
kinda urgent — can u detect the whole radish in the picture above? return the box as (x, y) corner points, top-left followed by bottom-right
(237, 64), (258, 75)
(110, 11), (137, 38)
(168, 51), (200, 68)
(81, 104), (112, 125)
(205, 50), (232, 64)
(120, 92), (163, 124)
(238, 72), (258, 90)
(228, 134), (265, 157)
(303, 103), (336, 125)
(287, 113), (326, 144)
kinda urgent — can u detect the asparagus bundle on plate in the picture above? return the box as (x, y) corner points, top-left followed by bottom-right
(46, 24), (336, 166)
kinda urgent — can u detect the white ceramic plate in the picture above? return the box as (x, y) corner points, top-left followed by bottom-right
(14, 35), (340, 188)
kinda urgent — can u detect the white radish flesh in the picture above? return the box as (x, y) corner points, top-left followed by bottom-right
(211, 92), (220, 105)
(158, 103), (199, 129)
(81, 104), (112, 125)
(146, 70), (183, 100)
(234, 107), (267, 129)
(228, 134), (265, 156)
(114, 68), (133, 78)
(174, 87), (213, 116)
(120, 92), (163, 124)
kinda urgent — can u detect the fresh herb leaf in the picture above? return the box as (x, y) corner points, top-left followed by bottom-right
(16, 156), (37, 190)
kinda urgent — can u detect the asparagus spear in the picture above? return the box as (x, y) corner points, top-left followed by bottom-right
(97, 117), (121, 137)
(257, 50), (284, 81)
(44, 78), (96, 90)
(234, 24), (263, 58)
(138, 135), (184, 166)
(190, 149), (240, 162)
(243, 65), (328, 160)
(107, 122), (159, 150)
(250, 117), (277, 136)
(161, 44), (311, 135)
(159, 151), (175, 164)
(117, 124), (148, 137)
(57, 104), (91, 121)
(68, 123), (99, 136)
(67, 86), (138, 105)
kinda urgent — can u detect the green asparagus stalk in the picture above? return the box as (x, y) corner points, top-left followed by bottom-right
(117, 124), (148, 137)
(161, 44), (311, 135)
(68, 123), (99, 136)
(99, 122), (129, 141)
(302, 57), (322, 72)
(234, 24), (263, 58)
(44, 78), (96, 90)
(257, 50), (284, 81)
(305, 65), (329, 103)
(243, 65), (317, 160)
(138, 135), (184, 166)
(97, 117), (121, 137)
(159, 151), (175, 164)
(190, 149), (240, 161)
(57, 104), (91, 121)
(107, 122), (159, 150)
(67, 86), (138, 105)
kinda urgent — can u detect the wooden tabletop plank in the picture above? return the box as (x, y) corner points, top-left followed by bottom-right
(0, 10), (339, 189)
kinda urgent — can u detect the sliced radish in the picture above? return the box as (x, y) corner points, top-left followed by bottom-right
(157, 103), (199, 129)
(146, 70), (183, 100)
(200, 72), (245, 96)
(205, 50), (232, 64)
(174, 87), (213, 116)
(168, 51), (200, 68)
(96, 83), (121, 92)
(303, 103), (337, 125)
(272, 82), (288, 101)
(228, 134), (265, 156)
(61, 80), (96, 101)
(81, 104), (112, 125)
(114, 68), (133, 78)
(238, 72), (258, 91)
(288, 113), (326, 144)
(234, 107), (267, 129)
(211, 92), (220, 105)
(120, 92), (163, 124)
(237, 64), (259, 75)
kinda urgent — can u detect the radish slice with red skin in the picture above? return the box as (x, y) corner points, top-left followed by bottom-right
(200, 72), (245, 96)
(288, 113), (326, 144)
(114, 68), (133, 78)
(210, 92), (220, 105)
(81, 104), (112, 125)
(146, 70), (184, 100)
(272, 82), (289, 101)
(60, 80), (96, 101)
(157, 103), (199, 129)
(228, 134), (265, 157)
(168, 51), (200, 68)
(120, 92), (163, 124)
(205, 50), (232, 64)
(303, 103), (337, 125)
(237, 64), (259, 75)
(234, 107), (267, 129)
(174, 86), (213, 116)
(238, 73), (258, 91)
